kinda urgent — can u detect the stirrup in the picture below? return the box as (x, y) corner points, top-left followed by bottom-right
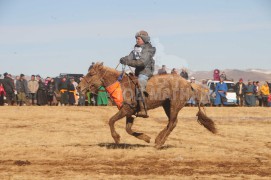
(136, 111), (149, 118)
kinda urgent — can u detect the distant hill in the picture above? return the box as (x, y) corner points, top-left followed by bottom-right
(154, 66), (271, 82)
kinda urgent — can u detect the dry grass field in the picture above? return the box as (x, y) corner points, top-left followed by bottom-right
(0, 106), (270, 179)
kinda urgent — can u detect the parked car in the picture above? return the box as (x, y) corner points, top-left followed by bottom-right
(207, 80), (237, 106)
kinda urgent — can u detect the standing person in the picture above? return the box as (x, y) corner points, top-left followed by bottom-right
(44, 77), (51, 86)
(253, 81), (257, 94)
(158, 65), (167, 75)
(268, 93), (271, 107)
(16, 74), (28, 106)
(213, 69), (220, 81)
(220, 71), (227, 80)
(235, 78), (246, 106)
(180, 68), (188, 80)
(201, 79), (211, 106)
(36, 75), (47, 106)
(78, 76), (86, 106)
(120, 30), (156, 118)
(187, 77), (197, 106)
(171, 68), (178, 75)
(268, 81), (271, 107)
(86, 90), (96, 106)
(2, 72), (15, 105)
(91, 92), (97, 106)
(260, 82), (270, 107)
(78, 91), (85, 106)
(214, 77), (228, 107)
(28, 75), (39, 105)
(0, 82), (6, 106)
(255, 81), (262, 106)
(97, 86), (108, 106)
(268, 81), (271, 93)
(14, 76), (20, 105)
(244, 80), (256, 107)
(72, 78), (79, 105)
(58, 77), (69, 106)
(86, 90), (91, 106)
(68, 78), (76, 106)
(47, 78), (56, 106)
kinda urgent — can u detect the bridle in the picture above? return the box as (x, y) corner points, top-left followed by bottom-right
(81, 67), (107, 93)
(79, 77), (91, 93)
(81, 63), (137, 93)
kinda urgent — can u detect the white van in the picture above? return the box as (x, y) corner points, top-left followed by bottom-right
(207, 80), (237, 106)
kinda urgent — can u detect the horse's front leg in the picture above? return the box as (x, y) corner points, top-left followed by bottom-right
(126, 116), (151, 143)
(109, 104), (134, 144)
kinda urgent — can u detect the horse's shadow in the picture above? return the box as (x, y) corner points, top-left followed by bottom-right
(97, 143), (176, 150)
(63, 143), (176, 150)
(98, 143), (149, 149)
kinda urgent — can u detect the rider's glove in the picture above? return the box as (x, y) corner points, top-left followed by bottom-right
(120, 57), (127, 65)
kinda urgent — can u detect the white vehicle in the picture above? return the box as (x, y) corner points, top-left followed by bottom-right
(207, 80), (237, 106)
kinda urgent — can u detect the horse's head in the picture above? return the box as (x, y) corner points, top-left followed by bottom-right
(77, 62), (105, 94)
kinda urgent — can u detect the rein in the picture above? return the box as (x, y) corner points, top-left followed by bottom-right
(83, 63), (138, 97)
(100, 63), (125, 85)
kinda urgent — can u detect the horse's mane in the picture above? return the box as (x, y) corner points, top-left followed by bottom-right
(90, 63), (120, 75)
(88, 63), (122, 85)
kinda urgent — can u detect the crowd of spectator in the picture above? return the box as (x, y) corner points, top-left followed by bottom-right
(1, 66), (270, 107)
(0, 72), (108, 106)
(238, 79), (271, 107)
(157, 65), (271, 107)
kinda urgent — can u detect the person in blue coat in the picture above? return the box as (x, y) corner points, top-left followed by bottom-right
(215, 78), (228, 106)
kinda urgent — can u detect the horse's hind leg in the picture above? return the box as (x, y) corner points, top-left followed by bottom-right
(154, 99), (171, 146)
(155, 114), (178, 148)
(126, 116), (151, 143)
(155, 105), (180, 149)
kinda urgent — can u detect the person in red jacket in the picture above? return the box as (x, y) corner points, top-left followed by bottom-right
(0, 82), (6, 105)
(268, 94), (271, 107)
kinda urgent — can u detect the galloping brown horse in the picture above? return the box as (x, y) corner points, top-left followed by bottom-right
(78, 63), (216, 148)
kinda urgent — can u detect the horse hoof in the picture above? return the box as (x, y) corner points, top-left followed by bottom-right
(137, 134), (151, 143)
(154, 144), (162, 149)
(144, 136), (151, 143)
(116, 139), (120, 144)
(113, 135), (120, 144)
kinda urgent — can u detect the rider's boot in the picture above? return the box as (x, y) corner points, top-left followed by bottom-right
(136, 93), (149, 118)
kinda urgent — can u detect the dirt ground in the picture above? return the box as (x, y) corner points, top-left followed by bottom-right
(0, 106), (270, 179)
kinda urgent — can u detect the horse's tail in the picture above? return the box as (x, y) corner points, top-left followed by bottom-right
(190, 83), (216, 133)
(196, 104), (217, 134)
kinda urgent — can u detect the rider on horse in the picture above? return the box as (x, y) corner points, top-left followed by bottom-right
(120, 30), (156, 118)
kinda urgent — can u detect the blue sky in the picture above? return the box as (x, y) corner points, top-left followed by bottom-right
(0, 0), (271, 77)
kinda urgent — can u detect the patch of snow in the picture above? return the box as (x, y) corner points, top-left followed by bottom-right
(249, 69), (271, 74)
